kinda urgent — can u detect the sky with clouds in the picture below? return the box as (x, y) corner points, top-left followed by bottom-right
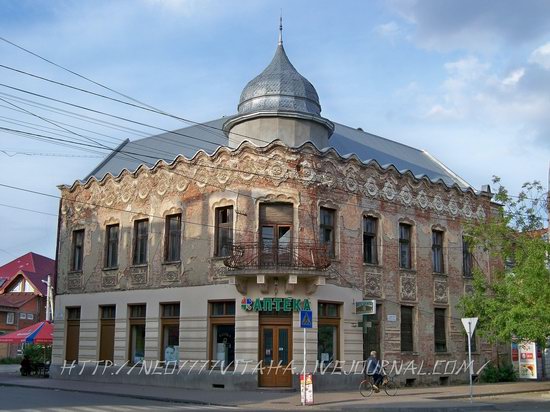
(0, 0), (549, 262)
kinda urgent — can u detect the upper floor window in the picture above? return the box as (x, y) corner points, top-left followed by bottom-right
(215, 206), (233, 257)
(463, 236), (473, 277)
(399, 223), (412, 269)
(133, 220), (148, 265)
(71, 229), (84, 271)
(432, 230), (444, 273)
(6, 312), (14, 325)
(363, 216), (378, 264)
(165, 214), (182, 262)
(105, 224), (119, 268)
(320, 207), (335, 258)
(259, 202), (293, 266)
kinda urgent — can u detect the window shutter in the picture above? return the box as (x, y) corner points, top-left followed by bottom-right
(259, 203), (293, 224)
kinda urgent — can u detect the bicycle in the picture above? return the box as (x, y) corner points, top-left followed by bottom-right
(359, 373), (398, 397)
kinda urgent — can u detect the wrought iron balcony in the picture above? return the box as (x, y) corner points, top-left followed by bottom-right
(223, 242), (331, 272)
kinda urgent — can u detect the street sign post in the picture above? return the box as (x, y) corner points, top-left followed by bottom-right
(300, 310), (313, 405)
(461, 317), (478, 403)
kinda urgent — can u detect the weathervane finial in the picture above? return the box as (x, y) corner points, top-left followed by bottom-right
(279, 11), (283, 45)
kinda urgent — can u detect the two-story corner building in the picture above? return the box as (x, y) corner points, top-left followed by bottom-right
(53, 29), (501, 390)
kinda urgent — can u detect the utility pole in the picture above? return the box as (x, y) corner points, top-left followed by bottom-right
(43, 275), (53, 322)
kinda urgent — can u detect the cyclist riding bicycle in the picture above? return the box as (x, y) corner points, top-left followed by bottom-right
(365, 350), (384, 391)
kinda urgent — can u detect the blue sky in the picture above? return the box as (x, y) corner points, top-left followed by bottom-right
(1, 0), (549, 261)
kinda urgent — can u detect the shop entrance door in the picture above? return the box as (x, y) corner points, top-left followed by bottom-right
(259, 324), (293, 387)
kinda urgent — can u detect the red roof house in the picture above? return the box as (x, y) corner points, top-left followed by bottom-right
(0, 253), (55, 358)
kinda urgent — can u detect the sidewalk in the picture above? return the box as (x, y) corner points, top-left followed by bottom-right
(0, 368), (548, 410)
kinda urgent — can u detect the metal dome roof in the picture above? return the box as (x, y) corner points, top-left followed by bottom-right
(237, 43), (322, 116)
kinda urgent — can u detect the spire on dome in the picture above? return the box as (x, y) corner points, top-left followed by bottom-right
(279, 13), (283, 46)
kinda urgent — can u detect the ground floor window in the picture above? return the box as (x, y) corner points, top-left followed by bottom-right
(212, 324), (235, 365)
(161, 303), (180, 362)
(318, 302), (340, 367)
(363, 304), (382, 360)
(128, 304), (146, 364)
(209, 300), (235, 368)
(434, 308), (447, 353)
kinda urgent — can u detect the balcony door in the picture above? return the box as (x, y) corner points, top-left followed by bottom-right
(259, 203), (293, 267)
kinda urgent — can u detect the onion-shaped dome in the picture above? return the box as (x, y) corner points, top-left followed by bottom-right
(237, 43), (322, 116)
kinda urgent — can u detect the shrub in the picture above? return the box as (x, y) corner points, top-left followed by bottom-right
(23, 344), (52, 364)
(480, 362), (517, 383)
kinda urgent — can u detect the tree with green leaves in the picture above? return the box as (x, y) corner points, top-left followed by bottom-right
(459, 177), (550, 346)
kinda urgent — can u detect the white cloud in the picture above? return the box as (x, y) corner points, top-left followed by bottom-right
(374, 21), (401, 41)
(425, 104), (461, 120)
(502, 68), (525, 86)
(529, 42), (550, 70)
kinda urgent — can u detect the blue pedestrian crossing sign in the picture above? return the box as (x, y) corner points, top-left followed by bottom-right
(300, 310), (313, 328)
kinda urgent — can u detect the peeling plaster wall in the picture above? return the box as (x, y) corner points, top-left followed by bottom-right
(55, 141), (500, 385)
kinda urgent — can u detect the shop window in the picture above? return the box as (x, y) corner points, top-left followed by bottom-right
(318, 302), (340, 367)
(133, 220), (148, 265)
(66, 307), (81, 362)
(363, 216), (378, 264)
(105, 224), (119, 268)
(209, 301), (235, 368)
(165, 214), (182, 262)
(432, 230), (444, 273)
(161, 303), (180, 362)
(463, 236), (473, 277)
(99, 305), (115, 362)
(400, 306), (413, 352)
(320, 207), (336, 258)
(128, 304), (146, 364)
(71, 229), (84, 271)
(434, 308), (447, 352)
(399, 223), (412, 269)
(215, 206), (233, 257)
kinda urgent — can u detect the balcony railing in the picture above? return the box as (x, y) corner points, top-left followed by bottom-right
(223, 242), (331, 271)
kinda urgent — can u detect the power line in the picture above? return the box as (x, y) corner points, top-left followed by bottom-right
(2, 81), (546, 209)
(3, 120), (546, 236)
(2, 37), (545, 208)
(0, 202), (57, 217)
(0, 150), (101, 158)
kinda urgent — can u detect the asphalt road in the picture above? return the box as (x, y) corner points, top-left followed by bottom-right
(0, 385), (549, 411)
(0, 386), (235, 411)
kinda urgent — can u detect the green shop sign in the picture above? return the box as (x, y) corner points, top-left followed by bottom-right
(240, 297), (311, 312)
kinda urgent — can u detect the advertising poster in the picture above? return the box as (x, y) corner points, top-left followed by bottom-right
(518, 341), (537, 379)
(300, 373), (314, 405)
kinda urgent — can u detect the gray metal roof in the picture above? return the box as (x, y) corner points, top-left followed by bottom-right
(84, 117), (471, 190)
(238, 44), (321, 117)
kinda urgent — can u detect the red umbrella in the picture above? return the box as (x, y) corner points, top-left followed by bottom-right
(0, 321), (53, 344)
